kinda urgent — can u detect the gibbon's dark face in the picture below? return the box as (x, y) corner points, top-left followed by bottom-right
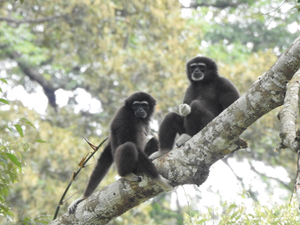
(132, 101), (149, 118)
(189, 62), (206, 81)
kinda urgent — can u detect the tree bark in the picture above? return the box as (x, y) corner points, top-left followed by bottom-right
(50, 36), (300, 225)
(278, 69), (300, 151)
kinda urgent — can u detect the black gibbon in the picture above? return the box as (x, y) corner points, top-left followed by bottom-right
(68, 92), (173, 214)
(149, 56), (240, 160)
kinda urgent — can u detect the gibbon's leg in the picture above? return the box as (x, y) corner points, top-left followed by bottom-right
(136, 149), (173, 192)
(144, 137), (159, 157)
(149, 112), (185, 160)
(68, 144), (113, 214)
(115, 142), (172, 191)
(114, 142), (140, 182)
(185, 100), (215, 136)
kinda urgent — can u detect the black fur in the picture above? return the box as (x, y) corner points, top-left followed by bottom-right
(68, 92), (172, 214)
(154, 56), (240, 155)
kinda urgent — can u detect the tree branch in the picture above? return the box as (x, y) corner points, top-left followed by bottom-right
(50, 36), (300, 224)
(182, 1), (243, 9)
(7, 52), (58, 109)
(0, 14), (67, 25)
(277, 69), (300, 152)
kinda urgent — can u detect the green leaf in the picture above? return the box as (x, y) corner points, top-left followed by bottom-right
(0, 156), (8, 164)
(0, 78), (7, 83)
(20, 118), (36, 129)
(0, 98), (9, 105)
(1, 187), (9, 196)
(34, 139), (47, 143)
(5, 153), (21, 167)
(0, 87), (2, 93)
(5, 126), (13, 132)
(14, 124), (24, 137)
(22, 143), (30, 151)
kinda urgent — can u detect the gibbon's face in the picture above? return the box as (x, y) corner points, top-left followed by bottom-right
(189, 62), (206, 81)
(132, 101), (149, 118)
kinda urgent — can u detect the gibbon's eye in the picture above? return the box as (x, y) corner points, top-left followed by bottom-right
(190, 63), (206, 72)
(140, 103), (149, 110)
(199, 64), (206, 70)
(132, 101), (149, 111)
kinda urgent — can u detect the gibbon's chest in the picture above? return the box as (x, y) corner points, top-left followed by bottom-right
(185, 83), (218, 104)
(136, 121), (150, 149)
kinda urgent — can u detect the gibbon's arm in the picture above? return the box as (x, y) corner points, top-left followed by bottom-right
(217, 77), (240, 109)
(68, 144), (113, 214)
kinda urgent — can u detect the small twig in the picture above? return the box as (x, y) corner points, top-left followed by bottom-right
(52, 136), (109, 220)
(63, 188), (84, 202)
(0, 14), (68, 25)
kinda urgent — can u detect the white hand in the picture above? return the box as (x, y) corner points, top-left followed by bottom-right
(179, 104), (191, 117)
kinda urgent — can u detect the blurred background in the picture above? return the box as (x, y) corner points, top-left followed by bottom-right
(0, 0), (300, 224)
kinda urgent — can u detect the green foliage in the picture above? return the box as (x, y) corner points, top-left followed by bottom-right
(20, 215), (52, 225)
(0, 78), (47, 223)
(0, 0), (299, 224)
(184, 199), (300, 224)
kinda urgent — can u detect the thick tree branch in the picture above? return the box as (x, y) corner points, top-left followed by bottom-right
(278, 69), (300, 152)
(276, 69), (300, 208)
(50, 36), (300, 225)
(8, 52), (58, 109)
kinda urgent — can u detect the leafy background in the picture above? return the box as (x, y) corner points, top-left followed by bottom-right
(0, 0), (300, 224)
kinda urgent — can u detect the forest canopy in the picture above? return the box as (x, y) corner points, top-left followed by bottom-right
(0, 0), (300, 224)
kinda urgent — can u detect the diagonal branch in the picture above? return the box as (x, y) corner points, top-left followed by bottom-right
(50, 36), (300, 225)
(7, 51), (58, 109)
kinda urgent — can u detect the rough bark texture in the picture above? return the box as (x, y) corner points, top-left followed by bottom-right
(277, 69), (300, 208)
(278, 69), (300, 151)
(50, 36), (300, 225)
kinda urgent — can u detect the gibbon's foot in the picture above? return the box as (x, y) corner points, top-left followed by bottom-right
(153, 175), (173, 192)
(179, 104), (191, 117)
(123, 173), (142, 182)
(149, 150), (170, 161)
(68, 198), (85, 214)
(176, 133), (192, 147)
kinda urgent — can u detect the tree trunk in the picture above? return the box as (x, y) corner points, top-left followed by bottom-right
(50, 36), (300, 225)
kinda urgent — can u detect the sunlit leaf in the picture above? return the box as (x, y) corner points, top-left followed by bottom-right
(0, 78), (7, 83)
(5, 153), (21, 167)
(78, 152), (89, 168)
(20, 118), (36, 129)
(5, 126), (13, 132)
(0, 98), (9, 105)
(34, 139), (47, 143)
(14, 124), (24, 137)
(22, 143), (30, 151)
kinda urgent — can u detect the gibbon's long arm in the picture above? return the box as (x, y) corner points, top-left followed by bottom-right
(82, 144), (113, 197)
